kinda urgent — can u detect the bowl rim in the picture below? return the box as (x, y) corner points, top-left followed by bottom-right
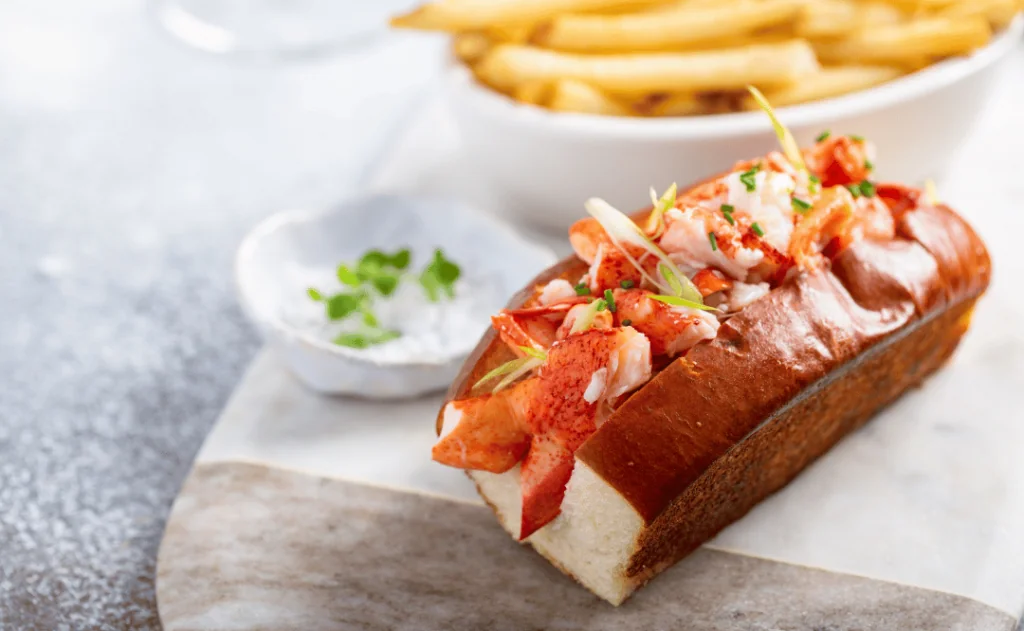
(234, 193), (557, 368)
(446, 13), (1023, 140)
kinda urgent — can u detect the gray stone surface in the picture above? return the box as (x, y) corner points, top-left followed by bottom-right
(0, 2), (436, 628)
(158, 462), (1016, 631)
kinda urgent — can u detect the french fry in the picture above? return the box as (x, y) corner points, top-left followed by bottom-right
(814, 17), (992, 65)
(875, 0), (958, 11)
(797, 0), (906, 39)
(453, 32), (492, 64)
(859, 1), (907, 27)
(937, 0), (1020, 29)
(534, 0), (805, 53)
(475, 40), (819, 96)
(486, 23), (534, 43)
(795, 0), (860, 39)
(512, 80), (554, 106)
(391, 0), (668, 32)
(634, 93), (703, 116)
(748, 65), (904, 107)
(548, 79), (632, 115)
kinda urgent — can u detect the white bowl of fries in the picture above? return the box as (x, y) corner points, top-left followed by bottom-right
(395, 0), (1022, 230)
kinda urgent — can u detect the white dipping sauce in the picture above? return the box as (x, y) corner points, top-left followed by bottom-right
(279, 261), (502, 363)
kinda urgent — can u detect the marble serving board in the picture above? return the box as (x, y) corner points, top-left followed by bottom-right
(157, 81), (1024, 629)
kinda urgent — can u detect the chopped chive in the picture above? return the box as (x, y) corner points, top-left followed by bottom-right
(816, 130), (831, 142)
(721, 204), (736, 225)
(739, 166), (758, 192)
(808, 173), (821, 194)
(791, 197), (812, 213)
(604, 289), (616, 313)
(621, 318), (632, 326)
(595, 298), (608, 312)
(859, 180), (876, 197)
(864, 158), (874, 171)
(574, 282), (591, 296)
(708, 231), (718, 251)
(751, 222), (765, 237)
(845, 183), (862, 198)
(620, 279), (634, 289)
(850, 134), (865, 142)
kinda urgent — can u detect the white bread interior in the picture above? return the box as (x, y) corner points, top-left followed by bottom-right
(470, 460), (645, 605)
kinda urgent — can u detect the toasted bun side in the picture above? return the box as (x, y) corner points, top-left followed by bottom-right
(623, 294), (979, 584)
(577, 203), (992, 524)
(470, 459), (646, 606)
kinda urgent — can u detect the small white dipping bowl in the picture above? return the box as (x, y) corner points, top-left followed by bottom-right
(235, 195), (556, 399)
(447, 15), (1023, 231)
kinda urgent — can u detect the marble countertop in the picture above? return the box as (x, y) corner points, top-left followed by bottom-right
(1, 2), (1021, 629)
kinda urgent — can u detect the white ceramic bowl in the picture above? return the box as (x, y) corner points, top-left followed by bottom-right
(447, 16), (1023, 231)
(235, 194), (556, 399)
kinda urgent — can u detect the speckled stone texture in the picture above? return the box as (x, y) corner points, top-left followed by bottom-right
(0, 2), (438, 628)
(157, 462), (1015, 631)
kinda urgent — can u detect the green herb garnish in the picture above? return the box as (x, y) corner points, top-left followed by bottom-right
(336, 265), (360, 287)
(575, 282), (591, 296)
(372, 274), (400, 297)
(419, 249), (461, 302)
(595, 298), (608, 312)
(816, 130), (831, 142)
(808, 173), (821, 195)
(620, 279), (634, 289)
(519, 346), (548, 361)
(621, 318), (632, 326)
(650, 294), (719, 312)
(850, 134), (865, 142)
(708, 231), (718, 251)
(859, 180), (876, 197)
(645, 183), (678, 238)
(846, 183), (862, 198)
(864, 158), (874, 171)
(721, 204), (736, 225)
(309, 247), (461, 349)
(473, 356), (538, 393)
(739, 165), (759, 192)
(326, 293), (361, 320)
(604, 289), (617, 313)
(333, 328), (401, 349)
(791, 197), (812, 213)
(751, 222), (765, 237)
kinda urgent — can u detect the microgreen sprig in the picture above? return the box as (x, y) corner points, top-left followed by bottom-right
(419, 248), (462, 302)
